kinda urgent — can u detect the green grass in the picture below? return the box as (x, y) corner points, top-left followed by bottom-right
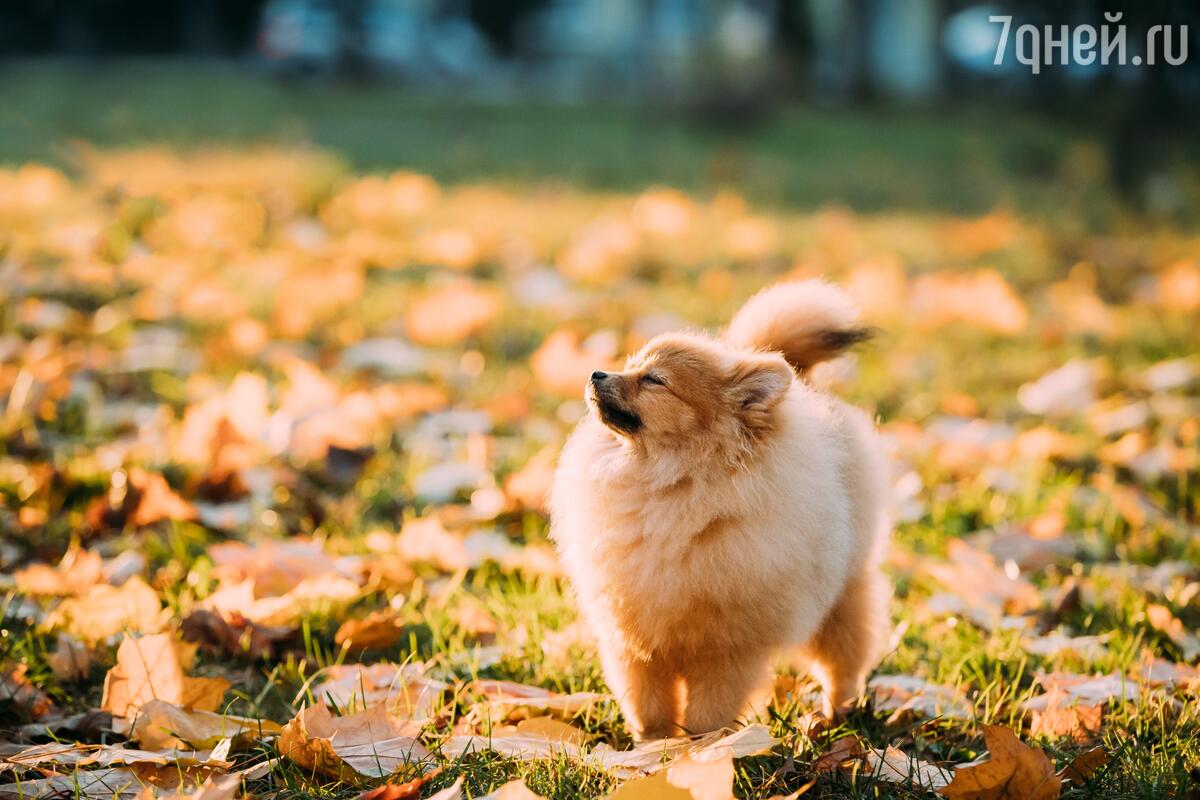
(1, 60), (1195, 224)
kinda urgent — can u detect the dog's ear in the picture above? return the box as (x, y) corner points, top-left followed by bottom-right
(729, 354), (792, 432)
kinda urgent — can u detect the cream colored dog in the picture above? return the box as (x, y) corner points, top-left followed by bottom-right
(549, 280), (891, 739)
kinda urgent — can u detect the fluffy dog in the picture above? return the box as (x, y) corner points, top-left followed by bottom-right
(549, 280), (891, 739)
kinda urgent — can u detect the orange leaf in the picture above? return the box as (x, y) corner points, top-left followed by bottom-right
(939, 725), (1060, 800)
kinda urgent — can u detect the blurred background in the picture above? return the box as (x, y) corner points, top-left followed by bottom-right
(0, 0), (1198, 222)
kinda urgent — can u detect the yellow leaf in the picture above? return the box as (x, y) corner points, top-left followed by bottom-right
(604, 770), (692, 800)
(666, 754), (735, 800)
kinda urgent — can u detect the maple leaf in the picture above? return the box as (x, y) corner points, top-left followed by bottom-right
(278, 703), (429, 779)
(939, 725), (1060, 800)
(101, 633), (229, 719)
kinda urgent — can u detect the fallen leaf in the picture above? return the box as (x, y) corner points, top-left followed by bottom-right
(514, 716), (591, 747)
(126, 468), (198, 527)
(603, 770), (692, 800)
(278, 703), (428, 779)
(130, 699), (281, 750)
(477, 778), (546, 799)
(15, 545), (103, 596)
(44, 576), (166, 643)
(1017, 361), (1096, 417)
(1, 663), (56, 719)
(0, 766), (145, 799)
(1146, 604), (1200, 661)
(1029, 694), (1102, 743)
(922, 540), (1041, 626)
(939, 725), (1059, 800)
(690, 724), (779, 760)
(46, 633), (94, 681)
(1136, 653), (1200, 688)
(335, 609), (405, 650)
(1021, 632), (1109, 660)
(869, 675), (973, 721)
(665, 753), (735, 800)
(1057, 746), (1107, 787)
(143, 773), (241, 799)
(473, 679), (607, 721)
(101, 633), (230, 719)
(359, 767), (443, 800)
(1023, 673), (1139, 711)
(405, 282), (498, 346)
(864, 746), (952, 790)
(812, 736), (864, 773)
(311, 662), (448, 720)
(180, 608), (293, 660)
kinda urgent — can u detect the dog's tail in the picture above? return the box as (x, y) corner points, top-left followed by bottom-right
(724, 280), (872, 375)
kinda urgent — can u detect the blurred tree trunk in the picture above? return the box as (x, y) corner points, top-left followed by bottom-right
(336, 0), (370, 80)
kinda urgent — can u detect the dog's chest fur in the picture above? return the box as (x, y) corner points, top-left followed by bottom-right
(550, 409), (848, 659)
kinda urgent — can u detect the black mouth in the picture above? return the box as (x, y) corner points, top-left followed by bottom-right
(588, 385), (643, 435)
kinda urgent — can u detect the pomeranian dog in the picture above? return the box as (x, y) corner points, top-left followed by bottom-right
(549, 280), (891, 739)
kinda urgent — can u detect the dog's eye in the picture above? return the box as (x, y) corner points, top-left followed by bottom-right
(640, 373), (666, 387)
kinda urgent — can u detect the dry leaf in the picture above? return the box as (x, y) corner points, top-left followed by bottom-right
(1057, 746), (1106, 787)
(335, 609), (406, 650)
(143, 773), (241, 800)
(1, 663), (56, 719)
(690, 724), (779, 760)
(405, 282), (498, 346)
(813, 736), (864, 773)
(46, 633), (94, 682)
(922, 540), (1041, 626)
(869, 675), (973, 721)
(44, 576), (166, 643)
(1023, 673), (1139, 712)
(311, 662), (448, 720)
(130, 699), (281, 750)
(278, 703), (428, 779)
(15, 545), (103, 596)
(358, 767), (444, 800)
(1137, 653), (1200, 688)
(101, 633), (230, 719)
(863, 746), (952, 790)
(180, 608), (293, 660)
(603, 770), (692, 800)
(1029, 695), (1102, 743)
(939, 725), (1059, 800)
(127, 468), (198, 527)
(0, 766), (145, 799)
(1146, 604), (1200, 661)
(514, 716), (591, 746)
(477, 778), (546, 799)
(665, 754), (735, 800)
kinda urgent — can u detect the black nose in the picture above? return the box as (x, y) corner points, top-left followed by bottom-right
(590, 370), (608, 382)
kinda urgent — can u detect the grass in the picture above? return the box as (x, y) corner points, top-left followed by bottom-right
(1, 60), (1197, 225)
(0, 65), (1197, 799)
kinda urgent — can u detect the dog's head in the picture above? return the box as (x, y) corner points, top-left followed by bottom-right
(585, 333), (793, 454)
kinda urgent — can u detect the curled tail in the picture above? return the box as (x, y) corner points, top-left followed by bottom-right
(724, 280), (872, 375)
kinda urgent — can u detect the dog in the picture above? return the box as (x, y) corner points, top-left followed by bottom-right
(549, 280), (892, 739)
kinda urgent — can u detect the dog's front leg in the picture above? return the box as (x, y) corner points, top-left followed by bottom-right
(680, 647), (768, 734)
(602, 645), (681, 740)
